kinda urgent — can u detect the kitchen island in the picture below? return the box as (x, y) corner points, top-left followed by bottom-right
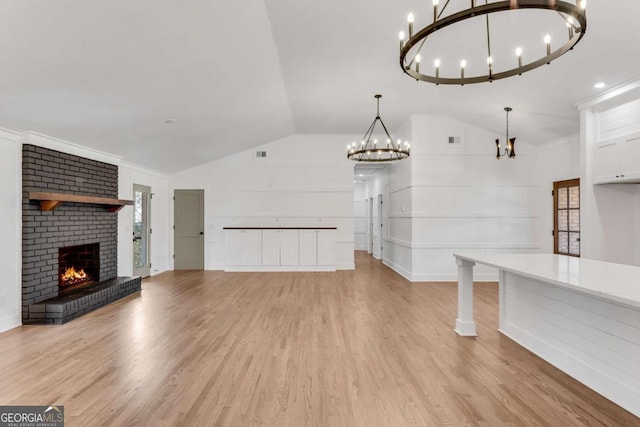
(453, 253), (640, 417)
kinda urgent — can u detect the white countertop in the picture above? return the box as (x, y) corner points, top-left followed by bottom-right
(454, 253), (640, 309)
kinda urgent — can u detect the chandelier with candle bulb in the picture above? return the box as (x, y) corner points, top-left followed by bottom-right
(347, 95), (410, 162)
(398, 0), (588, 85)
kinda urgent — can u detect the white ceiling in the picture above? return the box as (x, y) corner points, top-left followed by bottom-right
(1, 1), (639, 173)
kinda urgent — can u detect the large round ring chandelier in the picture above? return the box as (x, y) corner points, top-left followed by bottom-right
(399, 0), (587, 85)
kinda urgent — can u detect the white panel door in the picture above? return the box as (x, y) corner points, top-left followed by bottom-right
(317, 230), (336, 266)
(622, 134), (640, 180)
(372, 196), (381, 259)
(299, 230), (317, 265)
(280, 230), (299, 266)
(241, 230), (262, 266)
(261, 230), (280, 266)
(225, 230), (243, 266)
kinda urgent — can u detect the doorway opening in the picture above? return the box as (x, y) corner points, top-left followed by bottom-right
(133, 184), (151, 278)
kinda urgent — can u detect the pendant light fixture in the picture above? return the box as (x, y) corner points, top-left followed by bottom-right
(398, 1), (588, 86)
(347, 94), (410, 162)
(496, 107), (516, 159)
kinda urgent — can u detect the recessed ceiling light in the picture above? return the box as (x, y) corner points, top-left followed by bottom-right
(594, 82), (606, 89)
(358, 174), (364, 177)
(164, 119), (174, 124)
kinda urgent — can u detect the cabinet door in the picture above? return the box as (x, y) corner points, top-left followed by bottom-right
(225, 230), (243, 266)
(241, 230), (262, 266)
(298, 230), (317, 265)
(593, 139), (622, 183)
(280, 230), (299, 266)
(261, 230), (280, 266)
(594, 139), (622, 184)
(622, 134), (640, 181)
(316, 230), (336, 266)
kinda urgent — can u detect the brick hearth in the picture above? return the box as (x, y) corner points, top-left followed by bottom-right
(22, 144), (140, 324)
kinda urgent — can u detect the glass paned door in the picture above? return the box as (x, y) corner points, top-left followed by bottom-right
(133, 184), (151, 277)
(554, 179), (580, 257)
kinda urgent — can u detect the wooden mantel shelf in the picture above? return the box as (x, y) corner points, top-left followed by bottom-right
(28, 191), (134, 212)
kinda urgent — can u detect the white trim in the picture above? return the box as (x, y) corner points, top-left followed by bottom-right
(0, 314), (21, 333)
(388, 184), (539, 195)
(384, 237), (539, 250)
(120, 161), (168, 177)
(382, 258), (498, 282)
(224, 265), (336, 272)
(198, 189), (353, 194)
(410, 272), (498, 282)
(210, 213), (354, 219)
(382, 259), (412, 281)
(577, 75), (640, 110)
(21, 131), (123, 165)
(387, 212), (539, 219)
(336, 263), (355, 270)
(0, 127), (22, 141)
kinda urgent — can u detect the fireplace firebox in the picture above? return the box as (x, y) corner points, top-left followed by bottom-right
(59, 243), (100, 291)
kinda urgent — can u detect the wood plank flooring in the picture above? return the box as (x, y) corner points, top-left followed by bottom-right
(0, 252), (637, 426)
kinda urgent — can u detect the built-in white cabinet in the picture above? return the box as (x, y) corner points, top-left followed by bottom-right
(262, 230), (299, 266)
(594, 133), (640, 184)
(224, 228), (336, 271)
(317, 230), (336, 266)
(298, 230), (318, 266)
(225, 229), (261, 266)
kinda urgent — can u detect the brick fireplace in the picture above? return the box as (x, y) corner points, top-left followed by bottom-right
(58, 243), (100, 291)
(22, 144), (140, 324)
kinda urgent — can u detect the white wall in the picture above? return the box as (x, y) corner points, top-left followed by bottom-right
(170, 134), (356, 270)
(534, 136), (581, 253)
(636, 187), (640, 265)
(365, 160), (413, 277)
(363, 119), (413, 276)
(366, 115), (540, 281)
(353, 182), (366, 250)
(580, 87), (640, 265)
(118, 163), (171, 277)
(0, 129), (22, 332)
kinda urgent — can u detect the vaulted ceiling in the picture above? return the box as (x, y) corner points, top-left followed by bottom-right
(1, 1), (638, 173)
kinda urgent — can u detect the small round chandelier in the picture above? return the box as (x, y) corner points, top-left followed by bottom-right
(399, 0), (587, 85)
(347, 94), (410, 162)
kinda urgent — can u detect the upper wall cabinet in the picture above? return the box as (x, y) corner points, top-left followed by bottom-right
(594, 133), (640, 184)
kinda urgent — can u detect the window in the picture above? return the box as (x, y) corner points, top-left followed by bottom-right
(554, 179), (580, 257)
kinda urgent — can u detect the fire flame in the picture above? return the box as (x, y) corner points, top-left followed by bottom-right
(61, 266), (88, 285)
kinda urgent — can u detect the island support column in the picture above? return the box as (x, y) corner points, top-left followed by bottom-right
(455, 257), (477, 336)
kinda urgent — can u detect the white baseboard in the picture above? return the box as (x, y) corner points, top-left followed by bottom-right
(382, 259), (412, 281)
(0, 313), (21, 334)
(382, 259), (498, 282)
(224, 265), (336, 272)
(336, 263), (355, 270)
(410, 272), (498, 282)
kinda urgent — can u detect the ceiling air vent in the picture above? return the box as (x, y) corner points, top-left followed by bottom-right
(448, 136), (461, 144)
(256, 151), (267, 158)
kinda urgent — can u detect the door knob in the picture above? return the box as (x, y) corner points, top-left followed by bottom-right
(200, 232), (204, 235)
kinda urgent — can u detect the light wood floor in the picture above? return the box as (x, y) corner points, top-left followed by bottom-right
(0, 252), (637, 426)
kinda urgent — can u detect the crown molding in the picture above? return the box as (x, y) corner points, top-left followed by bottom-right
(576, 75), (640, 111)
